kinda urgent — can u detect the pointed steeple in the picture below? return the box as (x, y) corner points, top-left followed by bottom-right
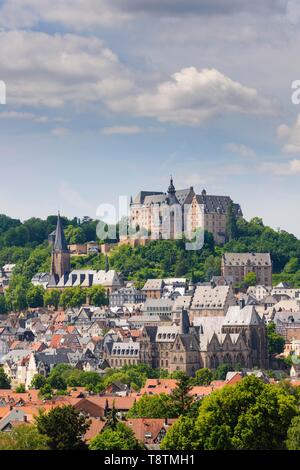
(53, 212), (68, 252)
(130, 195), (133, 205)
(50, 212), (71, 281)
(168, 175), (176, 196)
(167, 175), (179, 205)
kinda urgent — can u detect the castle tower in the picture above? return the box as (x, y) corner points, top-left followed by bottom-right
(166, 176), (181, 240)
(167, 175), (178, 206)
(50, 212), (71, 281)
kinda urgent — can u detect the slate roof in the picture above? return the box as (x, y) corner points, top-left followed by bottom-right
(191, 285), (232, 310)
(133, 191), (164, 205)
(224, 305), (263, 326)
(35, 351), (70, 366)
(195, 193), (243, 216)
(222, 252), (271, 267)
(133, 186), (194, 208)
(142, 279), (164, 291)
(53, 213), (68, 252)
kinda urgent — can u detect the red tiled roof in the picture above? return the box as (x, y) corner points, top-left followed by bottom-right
(0, 406), (11, 419)
(49, 334), (64, 348)
(80, 396), (135, 410)
(125, 418), (177, 444)
(85, 418), (106, 442)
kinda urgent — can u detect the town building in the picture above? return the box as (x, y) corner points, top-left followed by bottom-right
(189, 284), (236, 320)
(221, 252), (272, 286)
(104, 306), (268, 374)
(109, 287), (146, 307)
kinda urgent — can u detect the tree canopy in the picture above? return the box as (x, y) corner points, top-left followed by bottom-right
(161, 376), (299, 450)
(35, 405), (90, 450)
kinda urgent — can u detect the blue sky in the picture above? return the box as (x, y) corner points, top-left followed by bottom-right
(0, 0), (300, 236)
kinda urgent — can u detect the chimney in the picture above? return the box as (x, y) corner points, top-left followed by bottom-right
(164, 418), (168, 426)
(239, 298), (245, 309)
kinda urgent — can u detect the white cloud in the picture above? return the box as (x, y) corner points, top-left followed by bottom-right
(101, 125), (162, 135)
(51, 127), (71, 136)
(0, 30), (133, 108)
(259, 159), (300, 175)
(0, 111), (67, 123)
(109, 67), (277, 125)
(226, 142), (257, 159)
(277, 114), (300, 154)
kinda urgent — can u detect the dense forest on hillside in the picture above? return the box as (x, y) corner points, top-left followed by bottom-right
(0, 213), (300, 313)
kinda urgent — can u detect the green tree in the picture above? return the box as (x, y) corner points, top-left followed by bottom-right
(267, 322), (285, 356)
(15, 383), (26, 393)
(31, 374), (47, 389)
(26, 284), (44, 308)
(60, 287), (86, 309)
(65, 225), (85, 244)
(226, 202), (238, 242)
(47, 374), (67, 391)
(44, 289), (61, 310)
(127, 394), (175, 419)
(162, 376), (300, 450)
(212, 363), (234, 380)
(36, 405), (90, 450)
(243, 271), (257, 287)
(284, 257), (300, 274)
(170, 376), (194, 416)
(161, 416), (199, 450)
(87, 285), (108, 307)
(0, 367), (11, 389)
(286, 415), (300, 450)
(0, 424), (49, 450)
(199, 376), (298, 450)
(39, 383), (53, 400)
(5, 275), (29, 311)
(203, 256), (221, 281)
(89, 422), (144, 450)
(0, 295), (7, 314)
(193, 368), (213, 386)
(105, 403), (119, 430)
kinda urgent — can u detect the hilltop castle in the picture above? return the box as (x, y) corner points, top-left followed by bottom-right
(127, 177), (242, 244)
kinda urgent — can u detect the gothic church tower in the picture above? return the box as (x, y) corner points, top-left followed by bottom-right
(50, 213), (71, 281)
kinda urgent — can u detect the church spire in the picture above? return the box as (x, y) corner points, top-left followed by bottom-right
(50, 212), (71, 280)
(168, 175), (176, 196)
(167, 175), (179, 206)
(53, 212), (68, 252)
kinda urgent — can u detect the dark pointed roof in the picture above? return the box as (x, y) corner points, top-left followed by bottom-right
(167, 176), (179, 205)
(53, 212), (68, 252)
